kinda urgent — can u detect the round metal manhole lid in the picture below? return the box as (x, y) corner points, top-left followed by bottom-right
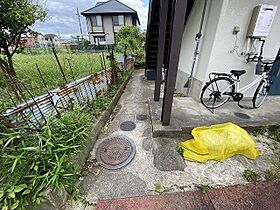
(136, 114), (148, 121)
(234, 112), (251, 119)
(120, 121), (136, 131)
(96, 135), (136, 169)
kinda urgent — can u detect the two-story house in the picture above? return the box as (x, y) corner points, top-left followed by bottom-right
(81, 0), (140, 45)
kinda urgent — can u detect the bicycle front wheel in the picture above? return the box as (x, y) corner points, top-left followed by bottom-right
(200, 77), (235, 109)
(253, 80), (269, 108)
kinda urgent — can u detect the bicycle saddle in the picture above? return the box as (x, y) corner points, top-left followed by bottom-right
(230, 70), (246, 77)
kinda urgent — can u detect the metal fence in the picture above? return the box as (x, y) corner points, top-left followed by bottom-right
(1, 68), (113, 130)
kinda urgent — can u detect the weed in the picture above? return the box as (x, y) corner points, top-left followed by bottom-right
(268, 125), (280, 142)
(177, 147), (184, 156)
(265, 153), (280, 181)
(252, 125), (269, 137)
(197, 184), (210, 193)
(154, 183), (165, 194)
(243, 169), (260, 182)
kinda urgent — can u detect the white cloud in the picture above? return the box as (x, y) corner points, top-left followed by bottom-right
(120, 0), (148, 29)
(32, 0), (148, 35)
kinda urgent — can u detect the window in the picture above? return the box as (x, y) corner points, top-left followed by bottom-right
(94, 36), (106, 45)
(91, 15), (102, 26)
(113, 15), (124, 26)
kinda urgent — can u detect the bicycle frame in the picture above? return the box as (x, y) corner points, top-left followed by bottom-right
(220, 73), (267, 95)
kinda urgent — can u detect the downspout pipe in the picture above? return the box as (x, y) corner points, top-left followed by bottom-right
(185, 0), (209, 96)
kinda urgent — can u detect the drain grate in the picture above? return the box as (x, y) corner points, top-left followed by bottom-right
(120, 121), (136, 131)
(96, 135), (136, 169)
(136, 114), (148, 121)
(234, 112), (251, 119)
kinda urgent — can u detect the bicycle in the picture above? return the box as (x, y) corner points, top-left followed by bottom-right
(200, 55), (279, 110)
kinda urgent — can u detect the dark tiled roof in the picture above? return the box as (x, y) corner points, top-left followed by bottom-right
(81, 0), (137, 15)
(95, 2), (104, 7)
(44, 34), (58, 39)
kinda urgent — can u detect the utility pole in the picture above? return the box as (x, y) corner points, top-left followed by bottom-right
(76, 8), (83, 35)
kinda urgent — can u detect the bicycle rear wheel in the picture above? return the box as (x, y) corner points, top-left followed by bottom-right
(200, 77), (235, 109)
(253, 80), (269, 108)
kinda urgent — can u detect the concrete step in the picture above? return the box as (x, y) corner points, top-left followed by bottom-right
(149, 97), (280, 138)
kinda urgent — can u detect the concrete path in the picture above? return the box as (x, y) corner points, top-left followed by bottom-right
(65, 69), (280, 210)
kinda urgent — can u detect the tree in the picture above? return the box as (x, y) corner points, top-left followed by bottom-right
(0, 0), (46, 81)
(115, 25), (145, 68)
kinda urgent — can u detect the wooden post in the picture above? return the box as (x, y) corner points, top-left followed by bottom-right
(161, 0), (188, 126)
(154, 0), (169, 101)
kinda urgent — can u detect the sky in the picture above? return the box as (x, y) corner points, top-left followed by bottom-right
(32, 0), (149, 37)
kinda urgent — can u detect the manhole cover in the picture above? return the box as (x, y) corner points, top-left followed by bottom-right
(136, 114), (148, 121)
(234, 112), (251, 119)
(96, 135), (136, 169)
(120, 121), (136, 131)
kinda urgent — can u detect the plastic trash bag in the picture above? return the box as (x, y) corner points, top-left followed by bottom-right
(178, 122), (260, 163)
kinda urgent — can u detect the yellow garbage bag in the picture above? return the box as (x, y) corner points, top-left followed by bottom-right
(178, 122), (260, 163)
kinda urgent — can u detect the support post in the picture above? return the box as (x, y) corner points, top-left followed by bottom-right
(154, 0), (169, 101)
(161, 0), (188, 126)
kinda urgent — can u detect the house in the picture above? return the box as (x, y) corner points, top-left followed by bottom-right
(145, 0), (280, 125)
(81, 0), (140, 45)
(44, 34), (61, 46)
(20, 32), (45, 48)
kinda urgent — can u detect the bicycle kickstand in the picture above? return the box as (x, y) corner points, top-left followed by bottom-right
(238, 101), (244, 108)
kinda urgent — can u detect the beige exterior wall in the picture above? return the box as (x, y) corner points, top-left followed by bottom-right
(177, 0), (280, 100)
(86, 14), (135, 45)
(103, 15), (115, 44)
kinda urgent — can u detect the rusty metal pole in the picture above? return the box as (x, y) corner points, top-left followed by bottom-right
(99, 54), (105, 70)
(52, 47), (67, 84)
(20, 82), (47, 125)
(6, 89), (35, 129)
(67, 59), (83, 104)
(101, 52), (110, 86)
(35, 63), (60, 116)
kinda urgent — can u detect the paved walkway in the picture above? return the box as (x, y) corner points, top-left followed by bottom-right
(65, 69), (280, 210)
(97, 181), (280, 210)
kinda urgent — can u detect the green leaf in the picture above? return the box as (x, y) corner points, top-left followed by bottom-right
(22, 188), (31, 195)
(8, 192), (15, 198)
(0, 191), (4, 199)
(14, 184), (27, 193)
(11, 200), (19, 210)
(22, 147), (38, 151)
(11, 158), (19, 173)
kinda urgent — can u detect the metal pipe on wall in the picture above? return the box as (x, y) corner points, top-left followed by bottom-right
(185, 0), (209, 97)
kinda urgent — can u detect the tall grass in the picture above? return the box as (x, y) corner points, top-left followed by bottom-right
(0, 51), (109, 112)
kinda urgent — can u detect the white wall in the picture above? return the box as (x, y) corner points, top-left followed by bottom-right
(177, 0), (280, 98)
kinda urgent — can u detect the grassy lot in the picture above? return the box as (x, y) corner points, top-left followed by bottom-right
(0, 51), (110, 112)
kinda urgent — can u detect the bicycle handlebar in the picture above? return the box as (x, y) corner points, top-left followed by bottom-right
(246, 55), (280, 65)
